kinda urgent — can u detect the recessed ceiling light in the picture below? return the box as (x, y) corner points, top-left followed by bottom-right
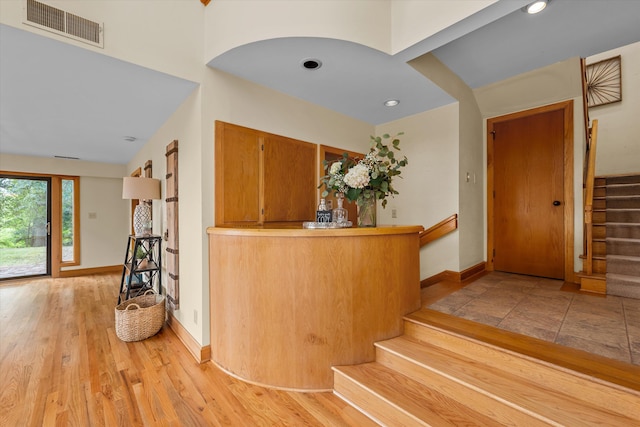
(301, 58), (322, 70)
(524, 0), (548, 14)
(384, 99), (399, 107)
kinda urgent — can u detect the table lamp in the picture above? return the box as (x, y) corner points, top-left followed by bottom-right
(122, 177), (161, 235)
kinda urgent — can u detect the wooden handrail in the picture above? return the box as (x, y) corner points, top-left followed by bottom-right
(419, 214), (458, 248)
(584, 120), (599, 275)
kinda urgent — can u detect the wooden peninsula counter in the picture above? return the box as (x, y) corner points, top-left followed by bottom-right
(207, 225), (423, 391)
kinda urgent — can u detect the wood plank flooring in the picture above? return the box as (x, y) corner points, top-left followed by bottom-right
(0, 274), (376, 426)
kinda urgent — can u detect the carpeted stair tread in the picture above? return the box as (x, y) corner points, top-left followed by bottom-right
(606, 208), (640, 219)
(606, 175), (640, 185)
(606, 237), (640, 257)
(607, 273), (640, 284)
(605, 183), (640, 197)
(607, 222), (640, 239)
(607, 255), (640, 276)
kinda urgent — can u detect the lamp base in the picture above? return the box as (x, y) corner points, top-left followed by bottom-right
(133, 203), (152, 236)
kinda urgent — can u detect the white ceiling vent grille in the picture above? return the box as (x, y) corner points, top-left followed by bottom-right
(23, 0), (103, 48)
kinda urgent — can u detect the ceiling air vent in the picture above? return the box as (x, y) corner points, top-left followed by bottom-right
(23, 0), (103, 48)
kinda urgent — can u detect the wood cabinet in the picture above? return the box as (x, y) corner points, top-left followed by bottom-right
(215, 121), (317, 225)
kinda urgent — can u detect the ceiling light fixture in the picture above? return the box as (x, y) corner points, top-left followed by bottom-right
(524, 0), (548, 14)
(301, 58), (322, 70)
(384, 99), (400, 107)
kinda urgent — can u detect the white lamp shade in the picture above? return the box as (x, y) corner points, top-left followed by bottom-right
(122, 177), (161, 201)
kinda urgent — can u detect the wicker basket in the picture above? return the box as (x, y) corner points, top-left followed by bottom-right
(115, 291), (165, 342)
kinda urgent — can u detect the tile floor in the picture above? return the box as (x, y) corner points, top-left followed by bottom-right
(426, 271), (640, 366)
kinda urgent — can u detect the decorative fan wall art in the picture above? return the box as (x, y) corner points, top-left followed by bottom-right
(586, 55), (622, 107)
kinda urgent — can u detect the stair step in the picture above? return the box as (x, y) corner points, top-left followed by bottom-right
(607, 222), (640, 239)
(375, 336), (621, 426)
(607, 254), (640, 276)
(606, 195), (640, 209)
(607, 208), (640, 223)
(606, 273), (640, 299)
(606, 237), (640, 256)
(404, 310), (640, 393)
(605, 174), (640, 185)
(334, 309), (640, 427)
(606, 183), (640, 197)
(333, 362), (498, 426)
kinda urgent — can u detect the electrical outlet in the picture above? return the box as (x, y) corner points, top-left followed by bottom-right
(194, 310), (198, 324)
(391, 209), (397, 219)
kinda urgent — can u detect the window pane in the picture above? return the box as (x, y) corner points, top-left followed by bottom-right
(62, 179), (74, 262)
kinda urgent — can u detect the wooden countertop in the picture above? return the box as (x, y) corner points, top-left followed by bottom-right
(207, 224), (424, 237)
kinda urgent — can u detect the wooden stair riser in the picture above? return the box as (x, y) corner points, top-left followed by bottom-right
(333, 365), (495, 426)
(592, 257), (606, 274)
(594, 177), (607, 186)
(402, 320), (640, 417)
(593, 198), (606, 210)
(606, 183), (640, 197)
(593, 224), (606, 239)
(607, 209), (640, 223)
(593, 210), (607, 223)
(332, 370), (426, 427)
(607, 256), (640, 276)
(606, 196), (640, 209)
(593, 187), (606, 198)
(607, 238), (640, 257)
(374, 342), (561, 426)
(592, 240), (606, 256)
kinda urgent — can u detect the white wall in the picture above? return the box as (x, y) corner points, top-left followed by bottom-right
(127, 86), (203, 343)
(391, 0), (498, 54)
(205, 0), (511, 60)
(0, 0), (204, 82)
(75, 176), (129, 270)
(0, 154), (128, 270)
(587, 41), (640, 176)
(377, 103), (460, 278)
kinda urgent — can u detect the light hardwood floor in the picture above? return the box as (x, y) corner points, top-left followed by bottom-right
(0, 274), (377, 427)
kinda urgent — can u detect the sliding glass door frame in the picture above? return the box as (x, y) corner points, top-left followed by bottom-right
(0, 174), (51, 279)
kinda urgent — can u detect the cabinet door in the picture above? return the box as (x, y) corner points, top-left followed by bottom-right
(215, 122), (261, 223)
(263, 135), (316, 222)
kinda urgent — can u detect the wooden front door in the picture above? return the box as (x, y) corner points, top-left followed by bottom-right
(490, 107), (566, 279)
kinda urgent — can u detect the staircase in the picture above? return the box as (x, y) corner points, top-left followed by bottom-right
(606, 174), (640, 299)
(333, 309), (640, 426)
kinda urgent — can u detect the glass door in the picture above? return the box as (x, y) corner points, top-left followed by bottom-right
(0, 175), (51, 279)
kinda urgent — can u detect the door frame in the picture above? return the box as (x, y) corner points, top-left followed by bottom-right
(487, 100), (575, 282)
(0, 173), (52, 278)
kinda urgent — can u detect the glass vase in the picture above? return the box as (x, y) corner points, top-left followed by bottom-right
(333, 193), (348, 225)
(357, 193), (376, 227)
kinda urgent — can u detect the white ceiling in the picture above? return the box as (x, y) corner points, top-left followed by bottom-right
(1, 0), (640, 165)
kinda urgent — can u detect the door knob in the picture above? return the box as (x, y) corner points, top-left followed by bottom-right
(553, 200), (561, 206)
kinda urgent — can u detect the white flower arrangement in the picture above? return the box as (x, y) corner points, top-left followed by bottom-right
(320, 132), (407, 208)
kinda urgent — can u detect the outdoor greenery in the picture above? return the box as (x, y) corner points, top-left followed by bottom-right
(0, 178), (74, 246)
(0, 246), (46, 266)
(0, 177), (48, 249)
